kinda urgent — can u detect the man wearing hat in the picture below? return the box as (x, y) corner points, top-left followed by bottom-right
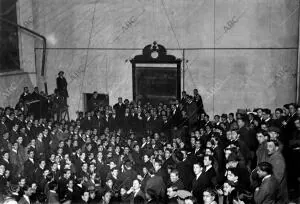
(56, 71), (68, 105)
(262, 109), (274, 127)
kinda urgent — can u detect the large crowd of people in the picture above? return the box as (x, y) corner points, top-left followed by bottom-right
(0, 79), (300, 203)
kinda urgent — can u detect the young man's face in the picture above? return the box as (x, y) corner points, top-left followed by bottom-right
(262, 112), (269, 120)
(267, 142), (276, 155)
(154, 162), (161, 172)
(203, 156), (211, 166)
(167, 188), (176, 198)
(170, 172), (178, 183)
(203, 191), (215, 204)
(257, 167), (267, 178)
(193, 164), (202, 175)
(289, 105), (296, 114)
(275, 110), (281, 119)
(256, 133), (266, 144)
(231, 131), (238, 140)
(132, 180), (140, 190)
(295, 119), (300, 129)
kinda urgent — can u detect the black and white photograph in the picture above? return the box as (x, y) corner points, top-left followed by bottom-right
(0, 0), (300, 203)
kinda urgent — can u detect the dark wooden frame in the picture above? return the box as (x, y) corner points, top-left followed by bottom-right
(130, 42), (181, 103)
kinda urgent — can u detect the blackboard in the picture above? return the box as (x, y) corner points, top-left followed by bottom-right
(134, 67), (179, 104)
(130, 42), (182, 104)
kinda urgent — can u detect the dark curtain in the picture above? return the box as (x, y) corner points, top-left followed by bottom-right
(0, 0), (20, 71)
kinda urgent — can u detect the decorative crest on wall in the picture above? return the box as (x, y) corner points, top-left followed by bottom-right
(130, 41), (181, 63)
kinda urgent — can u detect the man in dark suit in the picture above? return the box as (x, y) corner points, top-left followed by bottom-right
(154, 159), (168, 185)
(119, 161), (138, 190)
(10, 142), (20, 179)
(30, 87), (42, 101)
(266, 139), (288, 203)
(176, 149), (194, 191)
(56, 71), (68, 104)
(122, 108), (131, 133)
(135, 108), (145, 134)
(170, 104), (181, 127)
(19, 87), (32, 102)
(192, 140), (204, 161)
(47, 181), (60, 204)
(254, 162), (282, 204)
(0, 131), (10, 152)
(180, 91), (188, 107)
(262, 109), (274, 127)
(18, 185), (33, 204)
(113, 97), (126, 122)
(9, 123), (19, 143)
(161, 115), (171, 141)
(237, 117), (257, 151)
(273, 108), (285, 128)
(203, 155), (216, 186)
(25, 122), (34, 142)
(81, 112), (93, 131)
(24, 149), (36, 184)
(92, 110), (104, 133)
(212, 137), (226, 183)
(193, 89), (204, 114)
(126, 179), (145, 203)
(109, 111), (118, 131)
(102, 109), (111, 130)
(88, 91), (101, 111)
(151, 111), (163, 134)
(191, 162), (211, 204)
(162, 148), (175, 170)
(145, 167), (166, 201)
(0, 116), (8, 136)
(144, 112), (153, 135)
(34, 160), (46, 184)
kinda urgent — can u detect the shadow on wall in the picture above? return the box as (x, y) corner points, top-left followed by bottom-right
(0, 73), (34, 107)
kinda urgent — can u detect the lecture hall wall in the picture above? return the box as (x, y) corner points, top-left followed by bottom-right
(0, 0), (299, 119)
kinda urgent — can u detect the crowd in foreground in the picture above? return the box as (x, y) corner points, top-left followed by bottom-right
(0, 87), (300, 204)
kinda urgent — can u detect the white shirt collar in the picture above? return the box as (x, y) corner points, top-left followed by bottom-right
(262, 174), (271, 182)
(196, 172), (201, 180)
(23, 195), (30, 203)
(205, 165), (212, 172)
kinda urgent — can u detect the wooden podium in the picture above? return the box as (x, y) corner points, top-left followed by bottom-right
(130, 42), (181, 105)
